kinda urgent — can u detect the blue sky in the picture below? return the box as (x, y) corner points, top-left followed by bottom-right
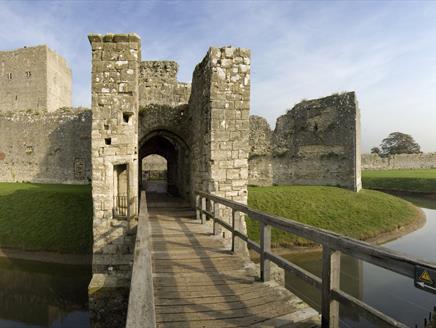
(1, 0), (435, 152)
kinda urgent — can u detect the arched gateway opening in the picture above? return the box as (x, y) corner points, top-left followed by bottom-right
(139, 130), (190, 199)
(142, 155), (167, 193)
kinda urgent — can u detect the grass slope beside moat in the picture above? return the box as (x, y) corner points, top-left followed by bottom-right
(362, 169), (436, 193)
(247, 185), (421, 248)
(0, 183), (92, 254)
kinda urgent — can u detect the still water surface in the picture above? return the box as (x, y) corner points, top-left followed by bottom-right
(285, 195), (436, 327)
(0, 258), (90, 328)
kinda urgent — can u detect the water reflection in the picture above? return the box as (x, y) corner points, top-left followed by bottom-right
(285, 198), (436, 327)
(0, 258), (91, 328)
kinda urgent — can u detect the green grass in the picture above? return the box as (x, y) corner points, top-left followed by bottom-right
(0, 183), (92, 254)
(362, 169), (436, 193)
(247, 185), (419, 248)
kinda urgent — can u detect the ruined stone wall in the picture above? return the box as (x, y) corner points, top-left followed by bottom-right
(46, 47), (72, 112)
(88, 33), (141, 326)
(362, 153), (436, 170)
(248, 116), (273, 186)
(273, 92), (361, 191)
(189, 46), (250, 251)
(138, 61), (190, 108)
(249, 93), (361, 191)
(189, 53), (212, 198)
(0, 45), (72, 113)
(138, 61), (191, 199)
(0, 108), (91, 184)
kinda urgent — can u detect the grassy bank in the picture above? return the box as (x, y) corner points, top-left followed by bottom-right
(362, 169), (436, 193)
(0, 183), (92, 254)
(247, 185), (420, 248)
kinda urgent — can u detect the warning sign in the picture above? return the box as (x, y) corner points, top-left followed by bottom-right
(415, 266), (436, 294)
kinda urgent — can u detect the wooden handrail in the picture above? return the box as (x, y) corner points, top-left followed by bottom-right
(126, 191), (156, 328)
(195, 190), (435, 328)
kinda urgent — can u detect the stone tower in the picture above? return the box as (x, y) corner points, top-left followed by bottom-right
(88, 33), (140, 325)
(0, 45), (72, 112)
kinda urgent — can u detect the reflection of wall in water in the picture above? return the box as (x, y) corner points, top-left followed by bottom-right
(284, 252), (362, 320)
(0, 260), (89, 327)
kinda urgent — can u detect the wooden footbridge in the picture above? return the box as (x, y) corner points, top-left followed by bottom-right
(125, 191), (436, 328)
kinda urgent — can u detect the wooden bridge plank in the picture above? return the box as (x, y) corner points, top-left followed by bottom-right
(148, 195), (319, 328)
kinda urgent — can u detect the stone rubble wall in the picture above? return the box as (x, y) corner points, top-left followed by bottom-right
(362, 153), (436, 170)
(139, 61), (191, 108)
(0, 108), (91, 184)
(189, 46), (250, 252)
(248, 116), (273, 186)
(249, 92), (361, 191)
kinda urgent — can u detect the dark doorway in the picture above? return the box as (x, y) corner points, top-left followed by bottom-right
(139, 130), (190, 199)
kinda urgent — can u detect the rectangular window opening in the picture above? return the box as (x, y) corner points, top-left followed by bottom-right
(105, 138), (111, 145)
(123, 112), (133, 123)
(113, 164), (129, 218)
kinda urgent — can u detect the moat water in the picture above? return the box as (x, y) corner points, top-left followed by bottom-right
(0, 193), (434, 327)
(284, 194), (436, 327)
(0, 259), (91, 327)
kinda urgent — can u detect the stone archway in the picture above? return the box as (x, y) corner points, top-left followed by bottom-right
(139, 129), (190, 199)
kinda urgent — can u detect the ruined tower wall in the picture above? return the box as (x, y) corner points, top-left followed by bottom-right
(249, 92), (361, 191)
(138, 61), (190, 108)
(0, 109), (91, 184)
(0, 45), (72, 112)
(189, 53), (212, 198)
(47, 47), (73, 112)
(88, 34), (141, 324)
(189, 47), (250, 251)
(248, 116), (273, 186)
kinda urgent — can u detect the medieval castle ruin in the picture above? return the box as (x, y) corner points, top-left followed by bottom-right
(3, 33), (436, 325)
(0, 41), (362, 192)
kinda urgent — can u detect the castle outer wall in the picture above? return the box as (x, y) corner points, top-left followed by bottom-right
(362, 153), (436, 170)
(0, 109), (91, 184)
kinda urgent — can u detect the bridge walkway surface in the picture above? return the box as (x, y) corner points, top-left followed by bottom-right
(147, 194), (320, 328)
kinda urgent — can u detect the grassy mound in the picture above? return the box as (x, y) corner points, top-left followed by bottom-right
(0, 183), (92, 254)
(362, 169), (436, 193)
(247, 185), (420, 248)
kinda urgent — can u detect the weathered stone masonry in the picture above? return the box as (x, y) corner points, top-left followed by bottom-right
(249, 92), (362, 191)
(0, 45), (72, 113)
(88, 33), (141, 326)
(362, 153), (436, 170)
(0, 108), (91, 184)
(189, 47), (251, 247)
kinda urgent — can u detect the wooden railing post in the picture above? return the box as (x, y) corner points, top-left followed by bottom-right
(195, 194), (200, 221)
(231, 210), (238, 253)
(201, 196), (206, 224)
(260, 222), (271, 282)
(213, 201), (219, 235)
(322, 247), (340, 328)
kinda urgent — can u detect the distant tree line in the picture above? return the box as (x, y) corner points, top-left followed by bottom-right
(371, 132), (421, 157)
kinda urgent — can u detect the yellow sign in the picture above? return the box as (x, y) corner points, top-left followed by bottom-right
(419, 270), (433, 284)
